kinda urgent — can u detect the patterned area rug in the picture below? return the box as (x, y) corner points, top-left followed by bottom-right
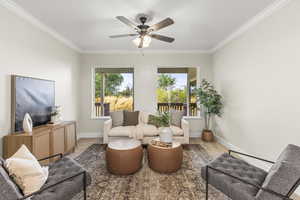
(72, 144), (228, 200)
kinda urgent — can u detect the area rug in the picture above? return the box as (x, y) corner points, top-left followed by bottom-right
(72, 144), (228, 200)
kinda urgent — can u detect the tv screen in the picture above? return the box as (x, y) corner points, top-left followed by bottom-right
(11, 75), (55, 132)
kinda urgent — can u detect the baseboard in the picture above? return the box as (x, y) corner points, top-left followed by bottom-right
(190, 131), (201, 138)
(214, 135), (300, 196)
(77, 132), (101, 139)
(214, 135), (272, 170)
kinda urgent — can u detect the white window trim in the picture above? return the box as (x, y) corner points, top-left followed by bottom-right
(156, 66), (201, 117)
(91, 65), (134, 119)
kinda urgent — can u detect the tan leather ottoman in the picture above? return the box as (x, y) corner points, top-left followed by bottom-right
(106, 139), (143, 175)
(148, 139), (183, 173)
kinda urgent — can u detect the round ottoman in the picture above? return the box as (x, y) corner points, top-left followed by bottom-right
(148, 139), (183, 173)
(106, 139), (143, 175)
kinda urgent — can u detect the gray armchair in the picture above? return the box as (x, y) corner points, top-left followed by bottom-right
(202, 144), (300, 200)
(0, 154), (91, 200)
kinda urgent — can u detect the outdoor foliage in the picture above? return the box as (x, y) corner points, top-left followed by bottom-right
(157, 74), (187, 103)
(95, 73), (133, 112)
(158, 74), (176, 89)
(196, 79), (223, 130)
(95, 73), (125, 98)
(157, 88), (187, 103)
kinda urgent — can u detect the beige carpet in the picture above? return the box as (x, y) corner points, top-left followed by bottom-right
(72, 144), (228, 200)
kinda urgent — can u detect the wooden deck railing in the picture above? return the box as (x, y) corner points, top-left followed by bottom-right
(94, 102), (198, 117)
(157, 103), (197, 116)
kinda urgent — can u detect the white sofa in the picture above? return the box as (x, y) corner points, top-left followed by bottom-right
(103, 112), (189, 144)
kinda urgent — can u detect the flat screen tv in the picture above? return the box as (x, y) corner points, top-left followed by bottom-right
(11, 75), (55, 132)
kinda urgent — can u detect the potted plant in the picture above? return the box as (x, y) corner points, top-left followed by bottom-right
(151, 111), (173, 143)
(196, 79), (223, 142)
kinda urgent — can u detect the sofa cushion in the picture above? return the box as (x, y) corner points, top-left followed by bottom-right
(137, 124), (159, 136)
(201, 153), (267, 200)
(123, 111), (139, 126)
(32, 156), (91, 200)
(108, 126), (136, 137)
(170, 110), (184, 128)
(0, 166), (23, 200)
(110, 111), (124, 127)
(170, 126), (184, 136)
(256, 144), (300, 200)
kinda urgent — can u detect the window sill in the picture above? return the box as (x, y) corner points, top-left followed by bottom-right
(91, 116), (111, 120)
(183, 116), (202, 120)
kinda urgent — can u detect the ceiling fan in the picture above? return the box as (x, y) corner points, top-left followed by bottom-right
(109, 15), (175, 48)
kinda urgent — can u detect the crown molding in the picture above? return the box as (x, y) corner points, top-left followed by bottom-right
(210, 0), (292, 53)
(0, 0), (81, 52)
(1, 0), (292, 55)
(80, 49), (213, 55)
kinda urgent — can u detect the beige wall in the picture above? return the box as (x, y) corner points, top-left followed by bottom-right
(212, 0), (300, 161)
(78, 53), (213, 137)
(0, 5), (80, 155)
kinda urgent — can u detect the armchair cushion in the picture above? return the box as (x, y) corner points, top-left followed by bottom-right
(256, 162), (300, 200)
(0, 165), (23, 200)
(201, 153), (267, 200)
(32, 156), (91, 200)
(256, 144), (300, 200)
(0, 157), (4, 165)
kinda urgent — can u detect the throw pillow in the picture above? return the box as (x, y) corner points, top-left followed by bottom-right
(170, 110), (184, 128)
(110, 110), (124, 127)
(148, 114), (159, 127)
(5, 145), (48, 195)
(123, 111), (140, 126)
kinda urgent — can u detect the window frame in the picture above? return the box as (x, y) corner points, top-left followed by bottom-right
(91, 66), (135, 119)
(157, 67), (200, 118)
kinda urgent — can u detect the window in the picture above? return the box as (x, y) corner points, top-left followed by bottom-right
(157, 68), (198, 116)
(93, 68), (134, 117)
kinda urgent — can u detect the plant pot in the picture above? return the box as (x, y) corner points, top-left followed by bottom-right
(159, 127), (173, 143)
(202, 129), (214, 142)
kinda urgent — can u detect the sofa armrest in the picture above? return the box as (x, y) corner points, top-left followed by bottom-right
(103, 118), (112, 144)
(181, 118), (189, 144)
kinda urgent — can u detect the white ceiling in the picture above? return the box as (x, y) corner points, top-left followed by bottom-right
(11, 0), (277, 52)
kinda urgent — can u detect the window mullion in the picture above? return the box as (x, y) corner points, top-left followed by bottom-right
(101, 73), (105, 116)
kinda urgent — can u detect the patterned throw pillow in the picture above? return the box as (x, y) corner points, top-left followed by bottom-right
(148, 114), (159, 127)
(170, 110), (184, 128)
(123, 111), (140, 126)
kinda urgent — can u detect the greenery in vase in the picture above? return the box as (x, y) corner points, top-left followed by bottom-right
(152, 111), (171, 128)
(196, 79), (223, 131)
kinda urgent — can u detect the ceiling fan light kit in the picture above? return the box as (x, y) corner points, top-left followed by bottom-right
(110, 14), (175, 49)
(132, 35), (152, 48)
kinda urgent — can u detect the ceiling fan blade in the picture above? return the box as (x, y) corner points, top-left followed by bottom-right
(150, 34), (175, 43)
(116, 16), (139, 30)
(149, 18), (174, 32)
(138, 37), (144, 48)
(109, 34), (139, 38)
